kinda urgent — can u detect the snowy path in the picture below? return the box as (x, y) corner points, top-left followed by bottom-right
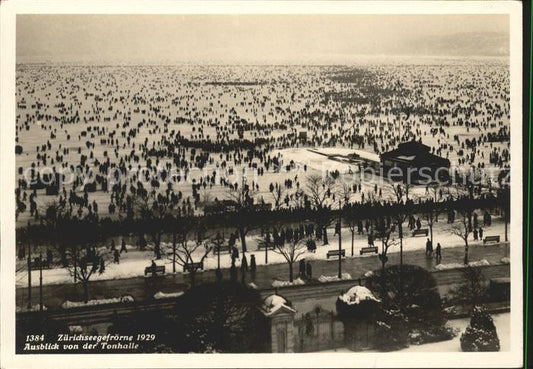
(16, 217), (508, 287)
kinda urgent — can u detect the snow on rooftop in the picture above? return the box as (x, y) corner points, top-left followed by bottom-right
(396, 155), (416, 161)
(262, 294), (296, 315)
(339, 285), (380, 305)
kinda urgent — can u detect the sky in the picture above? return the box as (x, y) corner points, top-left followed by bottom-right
(16, 14), (509, 64)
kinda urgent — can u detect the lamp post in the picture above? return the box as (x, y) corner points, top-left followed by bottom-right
(39, 252), (43, 311)
(338, 200), (342, 279)
(27, 243), (32, 310)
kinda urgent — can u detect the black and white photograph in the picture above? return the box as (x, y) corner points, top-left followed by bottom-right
(0, 1), (524, 368)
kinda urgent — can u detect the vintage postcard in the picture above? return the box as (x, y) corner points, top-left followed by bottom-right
(0, 1), (524, 368)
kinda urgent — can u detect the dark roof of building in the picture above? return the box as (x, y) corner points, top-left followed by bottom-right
(381, 140), (450, 167)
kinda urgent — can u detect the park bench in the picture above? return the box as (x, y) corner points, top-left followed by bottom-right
(483, 235), (500, 245)
(412, 228), (429, 237)
(326, 249), (346, 259)
(183, 261), (204, 273)
(144, 265), (165, 276)
(360, 246), (378, 255)
(30, 259), (51, 270)
(257, 243), (276, 250)
(212, 245), (231, 255)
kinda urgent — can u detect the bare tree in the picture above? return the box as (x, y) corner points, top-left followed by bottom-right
(424, 207), (437, 247)
(272, 228), (307, 282)
(67, 247), (110, 303)
(451, 209), (472, 265)
(388, 182), (411, 303)
(375, 216), (400, 305)
(209, 231), (226, 272)
(306, 174), (336, 208)
(290, 188), (306, 210)
(270, 182), (285, 210)
(167, 223), (212, 287)
(448, 185), (474, 265)
(226, 177), (257, 255)
(136, 193), (176, 260)
(306, 174), (336, 245)
(338, 183), (357, 256)
(448, 266), (487, 306)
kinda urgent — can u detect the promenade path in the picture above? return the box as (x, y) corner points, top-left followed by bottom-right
(16, 241), (510, 311)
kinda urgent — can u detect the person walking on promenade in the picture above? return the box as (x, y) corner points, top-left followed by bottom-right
(299, 259), (306, 278)
(150, 260), (157, 277)
(120, 238), (128, 253)
(435, 243), (442, 263)
(425, 238), (433, 256)
(113, 249), (120, 264)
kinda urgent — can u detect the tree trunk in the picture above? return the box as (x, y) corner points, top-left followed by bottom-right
(381, 259), (387, 305)
(289, 262), (294, 282)
(351, 230), (355, 256)
(504, 217), (508, 242)
(172, 233), (176, 274)
(154, 233), (162, 260)
(464, 239), (469, 265)
(83, 281), (89, 303)
(73, 247), (77, 283)
(239, 228), (247, 254)
(190, 270), (196, 288)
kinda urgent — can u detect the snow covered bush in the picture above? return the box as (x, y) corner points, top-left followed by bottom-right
(460, 306), (500, 351)
(374, 309), (409, 351)
(435, 259), (489, 271)
(408, 325), (457, 345)
(448, 266), (488, 306)
(364, 264), (453, 347)
(318, 273), (351, 283)
(365, 264), (445, 326)
(271, 278), (305, 287)
(153, 291), (184, 300)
